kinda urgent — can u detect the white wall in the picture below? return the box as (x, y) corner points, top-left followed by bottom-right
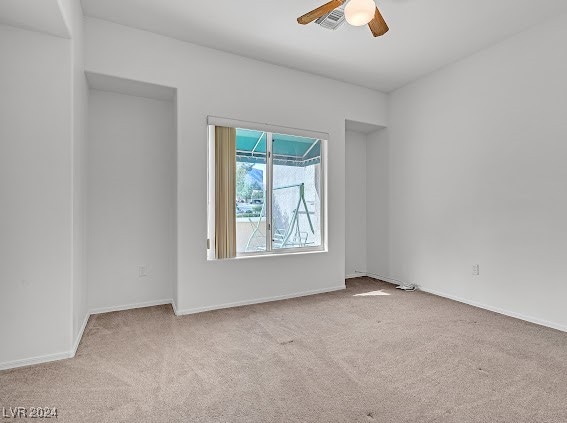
(346, 127), (389, 281)
(59, 0), (90, 351)
(366, 128), (390, 281)
(0, 24), (73, 365)
(87, 89), (176, 311)
(85, 18), (388, 314)
(381, 15), (567, 330)
(345, 131), (367, 277)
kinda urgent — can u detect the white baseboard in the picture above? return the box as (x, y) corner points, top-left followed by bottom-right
(89, 299), (173, 315)
(0, 351), (74, 371)
(71, 312), (90, 356)
(346, 273), (366, 279)
(359, 271), (566, 333)
(363, 272), (404, 286)
(1, 300), (176, 371)
(171, 300), (179, 316)
(1, 313), (91, 371)
(420, 286), (567, 333)
(174, 285), (345, 316)
(4, 282), (564, 371)
(347, 270), (401, 286)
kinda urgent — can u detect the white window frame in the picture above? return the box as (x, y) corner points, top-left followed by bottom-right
(207, 117), (328, 260)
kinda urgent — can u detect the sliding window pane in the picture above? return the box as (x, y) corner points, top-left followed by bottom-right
(271, 133), (321, 250)
(235, 129), (267, 253)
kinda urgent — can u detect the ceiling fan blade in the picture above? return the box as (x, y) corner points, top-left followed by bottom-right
(368, 6), (389, 37)
(297, 0), (344, 25)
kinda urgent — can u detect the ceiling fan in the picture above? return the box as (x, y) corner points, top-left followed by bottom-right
(297, 0), (388, 37)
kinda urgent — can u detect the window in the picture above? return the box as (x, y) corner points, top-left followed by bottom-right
(207, 119), (326, 259)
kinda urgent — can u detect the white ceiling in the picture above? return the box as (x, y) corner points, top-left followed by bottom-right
(81, 0), (567, 92)
(0, 0), (69, 38)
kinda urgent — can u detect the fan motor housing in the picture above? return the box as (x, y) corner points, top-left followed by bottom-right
(315, 4), (346, 30)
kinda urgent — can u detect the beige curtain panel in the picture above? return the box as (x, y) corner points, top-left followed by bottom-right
(214, 126), (237, 259)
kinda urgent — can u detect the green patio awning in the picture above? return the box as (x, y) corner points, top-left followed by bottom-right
(236, 128), (321, 166)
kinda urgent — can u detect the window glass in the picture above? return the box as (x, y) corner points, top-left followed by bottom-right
(235, 129), (267, 253)
(272, 133), (321, 250)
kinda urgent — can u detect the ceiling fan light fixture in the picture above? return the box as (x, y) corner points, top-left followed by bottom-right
(344, 0), (376, 27)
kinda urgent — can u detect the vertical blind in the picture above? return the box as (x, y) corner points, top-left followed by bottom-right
(214, 126), (237, 259)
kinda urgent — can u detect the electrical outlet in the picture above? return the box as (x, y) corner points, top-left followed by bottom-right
(472, 264), (480, 276)
(138, 265), (147, 278)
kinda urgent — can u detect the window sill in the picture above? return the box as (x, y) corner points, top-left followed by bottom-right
(208, 247), (327, 261)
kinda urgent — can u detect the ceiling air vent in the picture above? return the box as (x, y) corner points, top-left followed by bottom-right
(315, 4), (346, 30)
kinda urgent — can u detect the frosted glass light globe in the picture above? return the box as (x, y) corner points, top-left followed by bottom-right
(344, 0), (376, 27)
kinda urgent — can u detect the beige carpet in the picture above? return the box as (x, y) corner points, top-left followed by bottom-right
(1, 278), (567, 422)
